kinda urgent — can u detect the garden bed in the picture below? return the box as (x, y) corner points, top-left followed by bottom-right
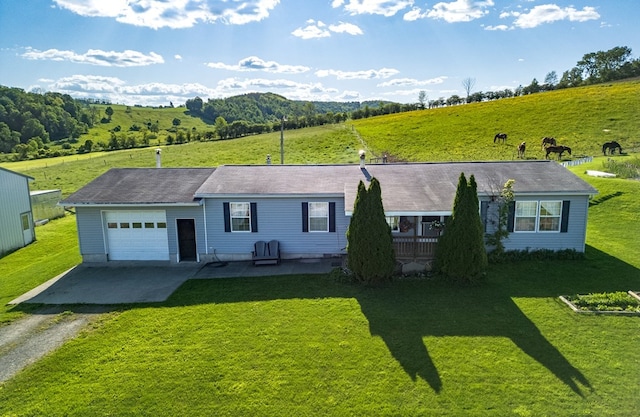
(559, 291), (640, 315)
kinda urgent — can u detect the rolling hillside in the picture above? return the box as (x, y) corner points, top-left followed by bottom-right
(2, 80), (639, 196)
(352, 80), (640, 162)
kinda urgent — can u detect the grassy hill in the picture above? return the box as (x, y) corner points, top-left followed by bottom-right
(2, 79), (639, 196)
(352, 80), (640, 162)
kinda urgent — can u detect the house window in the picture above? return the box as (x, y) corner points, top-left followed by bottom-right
(386, 216), (399, 232)
(308, 202), (329, 232)
(230, 202), (251, 232)
(514, 201), (538, 232)
(514, 201), (564, 232)
(539, 201), (562, 232)
(21, 213), (30, 231)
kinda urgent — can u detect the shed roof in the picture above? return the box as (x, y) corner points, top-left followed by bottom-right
(61, 168), (216, 206)
(0, 166), (34, 181)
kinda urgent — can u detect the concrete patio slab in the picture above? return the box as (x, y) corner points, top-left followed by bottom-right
(9, 258), (340, 305)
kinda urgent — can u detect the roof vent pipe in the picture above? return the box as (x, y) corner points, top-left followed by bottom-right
(359, 150), (366, 168)
(155, 148), (162, 168)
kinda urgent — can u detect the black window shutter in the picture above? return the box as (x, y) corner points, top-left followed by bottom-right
(507, 201), (515, 233)
(329, 202), (336, 232)
(250, 202), (258, 233)
(480, 201), (489, 232)
(223, 202), (231, 232)
(560, 200), (570, 233)
(302, 202), (309, 232)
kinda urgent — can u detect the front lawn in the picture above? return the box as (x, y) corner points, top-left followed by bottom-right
(0, 160), (638, 416)
(1, 250), (639, 416)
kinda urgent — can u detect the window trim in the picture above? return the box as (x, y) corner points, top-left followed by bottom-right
(386, 216), (400, 233)
(308, 202), (329, 233)
(513, 200), (565, 233)
(229, 202), (251, 233)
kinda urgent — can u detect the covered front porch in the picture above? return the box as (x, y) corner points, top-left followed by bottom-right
(388, 215), (448, 261)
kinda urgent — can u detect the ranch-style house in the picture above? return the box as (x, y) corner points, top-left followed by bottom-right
(60, 160), (597, 264)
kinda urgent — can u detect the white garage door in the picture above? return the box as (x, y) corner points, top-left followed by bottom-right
(104, 211), (169, 261)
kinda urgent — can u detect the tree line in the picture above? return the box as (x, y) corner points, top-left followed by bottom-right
(419, 45), (640, 109)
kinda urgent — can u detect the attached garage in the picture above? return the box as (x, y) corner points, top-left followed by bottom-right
(104, 211), (169, 261)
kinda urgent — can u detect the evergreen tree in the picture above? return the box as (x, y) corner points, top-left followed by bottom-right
(435, 173), (487, 284)
(347, 178), (396, 285)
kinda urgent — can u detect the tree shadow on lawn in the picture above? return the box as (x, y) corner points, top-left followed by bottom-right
(162, 246), (640, 396)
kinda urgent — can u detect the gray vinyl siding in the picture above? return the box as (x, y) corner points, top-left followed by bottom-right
(0, 169), (34, 255)
(75, 207), (107, 257)
(204, 197), (349, 259)
(483, 195), (590, 252)
(75, 206), (206, 262)
(165, 206), (206, 258)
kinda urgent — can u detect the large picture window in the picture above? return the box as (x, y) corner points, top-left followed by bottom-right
(308, 202), (329, 232)
(230, 202), (251, 232)
(514, 200), (564, 232)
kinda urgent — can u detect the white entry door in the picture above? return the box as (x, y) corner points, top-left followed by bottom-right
(104, 211), (169, 261)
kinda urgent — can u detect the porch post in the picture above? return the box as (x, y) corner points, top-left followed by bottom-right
(413, 216), (418, 261)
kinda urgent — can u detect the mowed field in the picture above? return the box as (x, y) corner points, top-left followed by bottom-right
(0, 81), (639, 416)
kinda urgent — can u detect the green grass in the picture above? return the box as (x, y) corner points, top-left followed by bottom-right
(352, 80), (640, 162)
(1, 124), (361, 197)
(0, 215), (81, 324)
(1, 82), (639, 415)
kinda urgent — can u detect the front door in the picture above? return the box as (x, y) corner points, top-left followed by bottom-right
(21, 212), (33, 245)
(177, 219), (197, 262)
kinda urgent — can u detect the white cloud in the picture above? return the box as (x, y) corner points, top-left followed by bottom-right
(206, 56), (310, 74)
(484, 24), (510, 31)
(44, 74), (216, 106)
(509, 4), (600, 29)
(315, 68), (399, 80)
(426, 0), (494, 23)
(338, 0), (414, 17)
(377, 76), (447, 87)
(52, 0), (280, 29)
(328, 22), (363, 35)
(174, 55), (183, 60)
(292, 20), (363, 39)
(21, 48), (164, 67)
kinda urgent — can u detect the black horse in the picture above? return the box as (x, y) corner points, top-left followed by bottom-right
(494, 133), (507, 143)
(541, 137), (556, 149)
(602, 141), (622, 155)
(545, 145), (572, 160)
(517, 142), (526, 158)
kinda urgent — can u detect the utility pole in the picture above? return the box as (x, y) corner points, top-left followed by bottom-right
(280, 116), (286, 164)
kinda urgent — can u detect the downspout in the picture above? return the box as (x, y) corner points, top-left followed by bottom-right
(202, 199), (209, 257)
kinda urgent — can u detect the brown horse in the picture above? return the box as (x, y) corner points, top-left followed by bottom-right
(602, 141), (622, 155)
(545, 145), (571, 160)
(494, 133), (507, 143)
(541, 137), (556, 149)
(517, 142), (526, 158)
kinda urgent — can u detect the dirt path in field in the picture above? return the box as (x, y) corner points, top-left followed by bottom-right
(0, 306), (110, 384)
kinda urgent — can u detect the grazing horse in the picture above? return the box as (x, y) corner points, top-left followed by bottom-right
(541, 137), (557, 149)
(545, 145), (572, 160)
(602, 141), (623, 155)
(494, 133), (507, 143)
(517, 142), (526, 158)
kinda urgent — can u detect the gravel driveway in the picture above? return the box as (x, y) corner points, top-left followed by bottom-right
(0, 306), (110, 384)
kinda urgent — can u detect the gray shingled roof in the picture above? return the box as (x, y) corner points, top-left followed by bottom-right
(196, 161), (597, 214)
(61, 168), (216, 205)
(62, 161), (597, 213)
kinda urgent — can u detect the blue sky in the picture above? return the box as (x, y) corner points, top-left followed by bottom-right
(1, 0), (637, 107)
